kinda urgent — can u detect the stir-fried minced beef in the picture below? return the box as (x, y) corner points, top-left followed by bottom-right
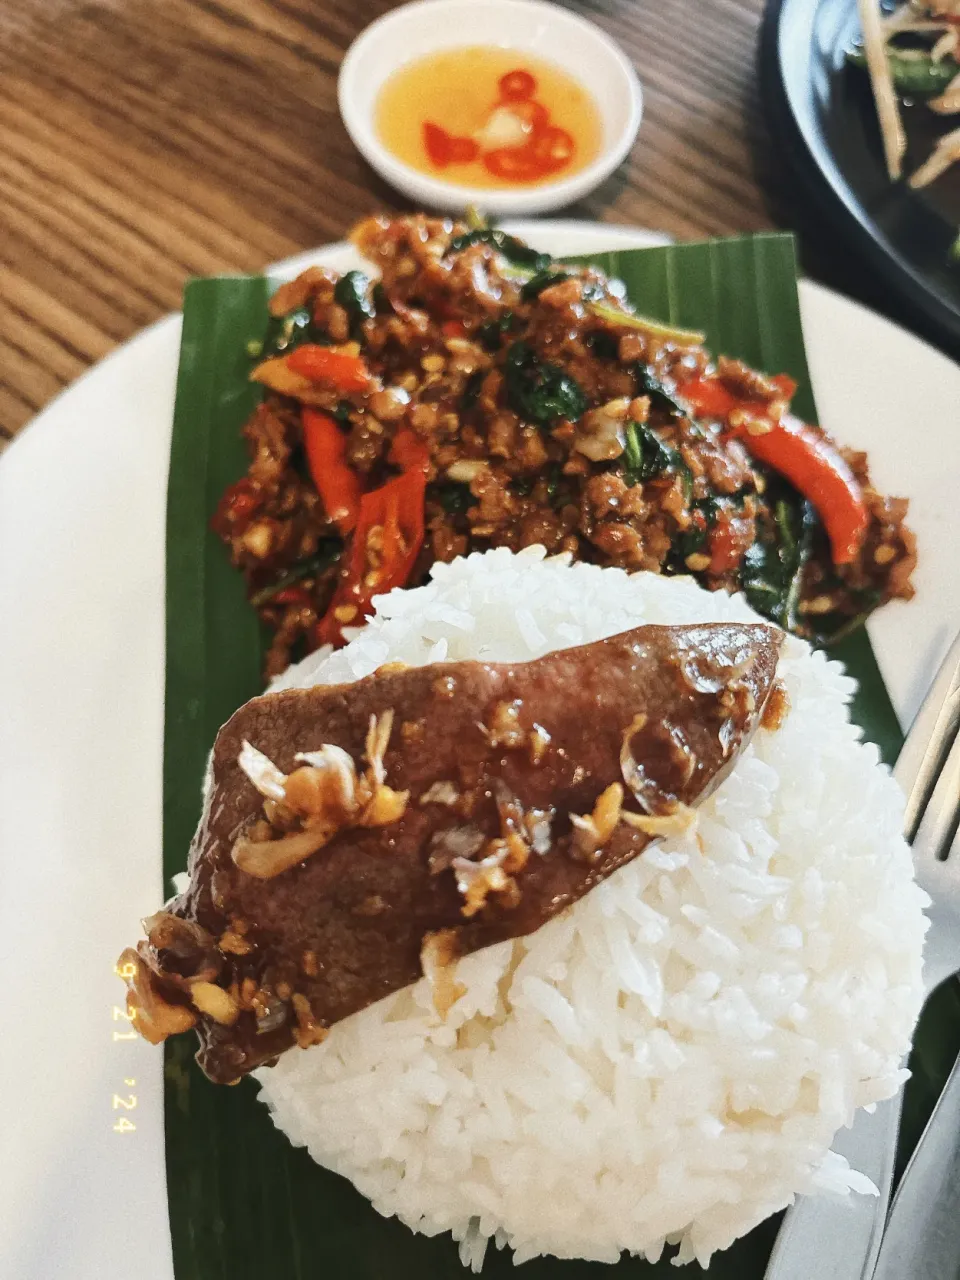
(119, 621), (782, 1082)
(212, 214), (916, 678)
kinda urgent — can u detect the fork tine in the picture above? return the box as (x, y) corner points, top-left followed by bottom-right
(895, 631), (960, 843)
(912, 722), (960, 880)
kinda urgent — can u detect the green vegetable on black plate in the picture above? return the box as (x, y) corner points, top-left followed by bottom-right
(334, 270), (376, 335)
(503, 341), (587, 426)
(847, 46), (958, 96)
(448, 228), (551, 273)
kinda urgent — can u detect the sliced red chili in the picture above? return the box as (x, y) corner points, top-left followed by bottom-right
(681, 373), (798, 420)
(728, 414), (868, 566)
(707, 513), (754, 575)
(302, 409), (362, 534)
(483, 147), (542, 182)
(272, 585), (313, 607)
(531, 125), (574, 166)
(315, 468), (426, 647)
(498, 69), (537, 101)
(388, 427), (430, 474)
(285, 346), (370, 393)
(422, 123), (477, 167)
(423, 121), (453, 167)
(507, 99), (549, 134)
(211, 478), (261, 535)
(483, 123), (576, 182)
(678, 370), (864, 566)
(679, 377), (740, 419)
(447, 135), (479, 163)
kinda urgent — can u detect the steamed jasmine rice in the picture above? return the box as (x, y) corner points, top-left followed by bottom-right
(258, 546), (927, 1269)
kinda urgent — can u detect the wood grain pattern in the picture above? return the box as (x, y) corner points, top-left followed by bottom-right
(0, 0), (871, 443)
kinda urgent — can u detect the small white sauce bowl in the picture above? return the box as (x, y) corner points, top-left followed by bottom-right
(338, 0), (643, 216)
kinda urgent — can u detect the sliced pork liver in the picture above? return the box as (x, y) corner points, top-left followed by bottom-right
(121, 622), (782, 1082)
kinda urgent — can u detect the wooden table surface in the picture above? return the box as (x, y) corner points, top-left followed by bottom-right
(0, 0), (900, 446)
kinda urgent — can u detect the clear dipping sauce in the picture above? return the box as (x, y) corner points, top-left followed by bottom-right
(375, 46), (603, 189)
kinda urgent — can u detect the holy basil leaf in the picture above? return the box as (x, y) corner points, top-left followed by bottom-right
(431, 481), (472, 514)
(741, 489), (816, 629)
(249, 540), (342, 607)
(587, 330), (619, 360)
(521, 270), (571, 301)
(461, 370), (485, 412)
(262, 306), (326, 356)
(504, 342), (587, 426)
(623, 420), (680, 486)
(635, 364), (687, 418)
(477, 311), (517, 351)
(448, 228), (551, 272)
(334, 271), (375, 335)
(672, 497), (722, 561)
(545, 462), (572, 508)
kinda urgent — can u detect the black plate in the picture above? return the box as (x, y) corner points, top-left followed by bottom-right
(761, 0), (960, 358)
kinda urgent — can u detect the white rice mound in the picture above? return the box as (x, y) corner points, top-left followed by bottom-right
(257, 547), (927, 1269)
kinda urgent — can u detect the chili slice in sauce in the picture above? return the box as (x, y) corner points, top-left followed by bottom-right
(498, 69), (537, 100)
(483, 126), (574, 181)
(422, 122), (479, 167)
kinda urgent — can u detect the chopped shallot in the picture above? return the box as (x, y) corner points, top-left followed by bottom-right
(238, 740), (288, 801)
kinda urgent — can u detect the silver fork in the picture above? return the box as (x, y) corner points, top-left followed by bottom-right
(764, 630), (960, 1280)
(871, 632), (960, 1280)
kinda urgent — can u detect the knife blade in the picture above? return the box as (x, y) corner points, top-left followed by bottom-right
(762, 1094), (901, 1280)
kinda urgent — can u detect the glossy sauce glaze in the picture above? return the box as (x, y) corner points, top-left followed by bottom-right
(118, 622), (782, 1083)
(375, 46), (603, 188)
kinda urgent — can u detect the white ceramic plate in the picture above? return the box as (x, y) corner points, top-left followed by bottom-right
(1, 222), (958, 1280)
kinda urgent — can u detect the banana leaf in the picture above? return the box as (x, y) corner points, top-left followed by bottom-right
(163, 236), (952, 1280)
